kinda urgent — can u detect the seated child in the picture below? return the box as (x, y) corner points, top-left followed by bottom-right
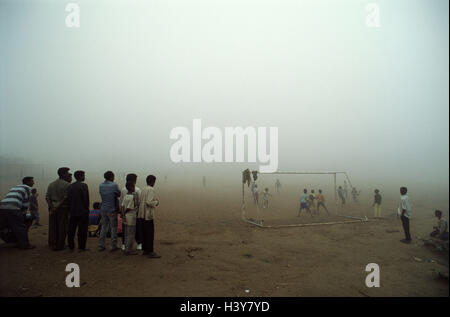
(430, 210), (448, 241)
(88, 202), (102, 237)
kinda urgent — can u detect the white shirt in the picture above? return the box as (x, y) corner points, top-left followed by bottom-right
(121, 193), (138, 211)
(399, 194), (412, 219)
(137, 185), (158, 220)
(119, 186), (141, 206)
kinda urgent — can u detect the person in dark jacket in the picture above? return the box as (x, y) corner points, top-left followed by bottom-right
(67, 170), (90, 251)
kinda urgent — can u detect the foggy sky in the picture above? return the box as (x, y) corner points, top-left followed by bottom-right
(0, 0), (448, 187)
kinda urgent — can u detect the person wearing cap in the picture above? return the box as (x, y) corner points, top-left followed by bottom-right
(373, 189), (382, 218)
(46, 167), (72, 251)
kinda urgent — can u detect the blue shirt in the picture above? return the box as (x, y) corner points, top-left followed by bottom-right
(89, 209), (101, 225)
(99, 181), (120, 212)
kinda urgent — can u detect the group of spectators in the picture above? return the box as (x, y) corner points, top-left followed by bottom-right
(0, 168), (162, 258)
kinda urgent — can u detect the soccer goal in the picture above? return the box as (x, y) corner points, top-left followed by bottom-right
(241, 170), (368, 228)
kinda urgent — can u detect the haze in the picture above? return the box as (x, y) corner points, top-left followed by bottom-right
(0, 0), (448, 191)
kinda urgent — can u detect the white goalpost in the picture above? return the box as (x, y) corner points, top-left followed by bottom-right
(241, 170), (369, 228)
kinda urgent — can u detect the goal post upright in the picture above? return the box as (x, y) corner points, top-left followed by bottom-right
(241, 170), (368, 228)
(334, 172), (337, 213)
(241, 181), (245, 220)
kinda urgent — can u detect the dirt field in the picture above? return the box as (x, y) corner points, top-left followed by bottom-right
(0, 177), (448, 297)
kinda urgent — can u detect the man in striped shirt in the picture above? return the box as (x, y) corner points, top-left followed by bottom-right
(0, 177), (36, 249)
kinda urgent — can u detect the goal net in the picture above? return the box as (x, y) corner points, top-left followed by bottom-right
(241, 170), (368, 228)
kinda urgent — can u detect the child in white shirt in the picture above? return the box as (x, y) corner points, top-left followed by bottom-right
(121, 182), (139, 255)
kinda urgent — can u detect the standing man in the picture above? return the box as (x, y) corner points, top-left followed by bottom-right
(0, 177), (36, 249)
(98, 171), (121, 252)
(46, 167), (72, 251)
(398, 186), (412, 244)
(67, 170), (90, 252)
(138, 175), (161, 258)
(119, 174), (142, 251)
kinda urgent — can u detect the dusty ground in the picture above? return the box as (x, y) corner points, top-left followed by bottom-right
(0, 178), (448, 297)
